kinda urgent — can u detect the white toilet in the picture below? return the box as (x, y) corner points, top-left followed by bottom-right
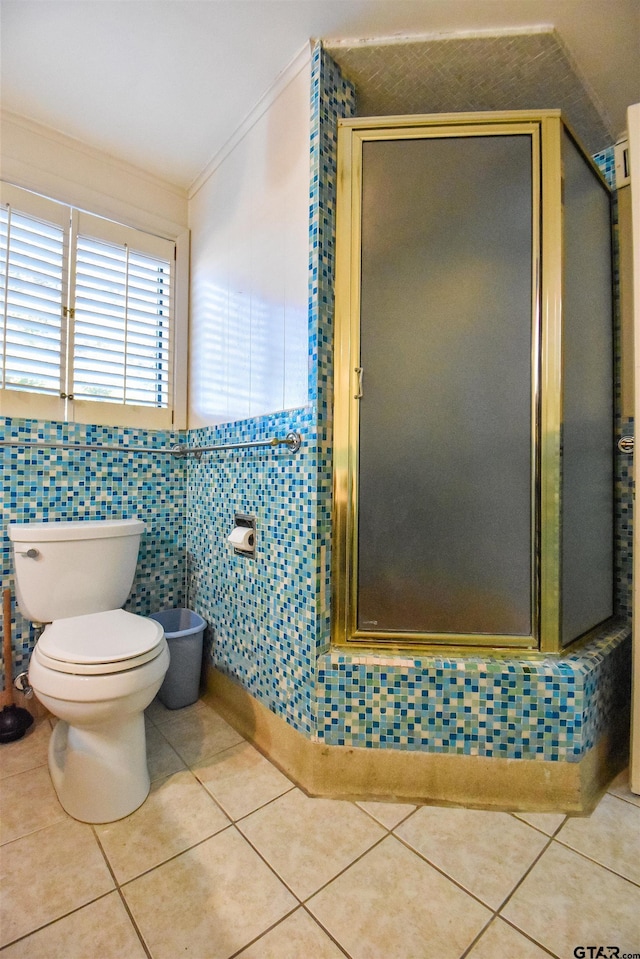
(8, 518), (169, 823)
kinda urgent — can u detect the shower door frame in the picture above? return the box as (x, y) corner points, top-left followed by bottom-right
(332, 110), (587, 654)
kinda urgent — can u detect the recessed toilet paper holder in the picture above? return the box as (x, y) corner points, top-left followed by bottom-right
(228, 513), (257, 556)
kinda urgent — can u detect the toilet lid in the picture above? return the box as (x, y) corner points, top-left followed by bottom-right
(39, 609), (165, 666)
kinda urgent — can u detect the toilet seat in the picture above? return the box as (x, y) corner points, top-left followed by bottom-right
(37, 608), (165, 675)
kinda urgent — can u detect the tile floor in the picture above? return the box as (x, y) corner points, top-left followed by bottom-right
(1, 696), (639, 959)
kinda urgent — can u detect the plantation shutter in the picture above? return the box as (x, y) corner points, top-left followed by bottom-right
(0, 183), (176, 428)
(70, 211), (175, 428)
(0, 183), (68, 420)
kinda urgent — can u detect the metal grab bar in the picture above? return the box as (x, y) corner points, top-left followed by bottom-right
(172, 431), (302, 460)
(1, 440), (174, 455)
(0, 431), (302, 459)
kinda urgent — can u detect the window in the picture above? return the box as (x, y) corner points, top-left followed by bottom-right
(0, 182), (177, 428)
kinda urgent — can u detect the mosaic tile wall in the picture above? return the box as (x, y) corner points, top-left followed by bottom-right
(593, 145), (616, 189)
(186, 408), (320, 735)
(316, 623), (630, 761)
(309, 43), (357, 654)
(1, 416), (187, 684)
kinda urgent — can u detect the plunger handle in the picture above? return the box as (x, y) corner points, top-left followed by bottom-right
(3, 589), (15, 706)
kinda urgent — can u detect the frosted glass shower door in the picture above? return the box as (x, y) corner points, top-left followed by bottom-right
(355, 133), (535, 640)
(560, 131), (614, 644)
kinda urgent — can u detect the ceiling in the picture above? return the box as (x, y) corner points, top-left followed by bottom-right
(1, 0), (638, 192)
(327, 30), (612, 155)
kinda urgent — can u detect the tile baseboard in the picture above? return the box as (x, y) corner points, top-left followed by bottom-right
(205, 667), (628, 814)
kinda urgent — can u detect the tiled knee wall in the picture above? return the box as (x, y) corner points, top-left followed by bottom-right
(316, 623), (631, 761)
(1, 416), (187, 679)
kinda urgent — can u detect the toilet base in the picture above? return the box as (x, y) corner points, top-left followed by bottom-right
(49, 713), (150, 823)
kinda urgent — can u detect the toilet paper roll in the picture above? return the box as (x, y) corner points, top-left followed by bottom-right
(227, 526), (255, 551)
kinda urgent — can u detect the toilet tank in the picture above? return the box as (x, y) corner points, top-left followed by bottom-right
(7, 519), (145, 623)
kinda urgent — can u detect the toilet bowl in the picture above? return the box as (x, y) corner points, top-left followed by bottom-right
(29, 609), (169, 823)
(8, 519), (170, 824)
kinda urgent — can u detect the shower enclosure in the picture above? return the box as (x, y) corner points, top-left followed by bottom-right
(332, 111), (614, 653)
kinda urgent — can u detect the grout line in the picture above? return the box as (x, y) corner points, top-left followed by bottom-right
(113, 821), (237, 889)
(297, 831), (391, 905)
(509, 811), (568, 838)
(0, 810), (69, 849)
(497, 915), (564, 959)
(551, 835), (640, 888)
(230, 819), (313, 901)
(457, 914), (498, 959)
(299, 903), (353, 959)
(234, 807), (391, 909)
(91, 822), (119, 886)
(224, 905), (308, 959)
(0, 759), (50, 784)
(608, 792), (640, 809)
(114, 888), (154, 959)
(218, 781), (298, 824)
(355, 801), (418, 831)
(166, 730), (300, 822)
(390, 829), (502, 914)
(92, 825), (154, 959)
(457, 835), (564, 958)
(492, 833), (556, 915)
(0, 891), (116, 952)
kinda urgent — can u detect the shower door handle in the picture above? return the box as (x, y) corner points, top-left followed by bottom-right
(354, 367), (364, 399)
(618, 436), (634, 453)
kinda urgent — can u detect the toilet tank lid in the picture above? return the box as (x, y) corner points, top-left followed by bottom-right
(8, 518), (145, 543)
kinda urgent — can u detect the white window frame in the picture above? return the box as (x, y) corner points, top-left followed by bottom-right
(1, 181), (188, 430)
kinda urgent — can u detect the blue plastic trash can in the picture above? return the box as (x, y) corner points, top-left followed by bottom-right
(150, 609), (206, 709)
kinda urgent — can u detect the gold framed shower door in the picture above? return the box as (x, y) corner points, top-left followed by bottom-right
(331, 110), (612, 654)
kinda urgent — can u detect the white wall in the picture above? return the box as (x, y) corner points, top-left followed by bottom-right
(188, 49), (310, 428)
(0, 110), (188, 238)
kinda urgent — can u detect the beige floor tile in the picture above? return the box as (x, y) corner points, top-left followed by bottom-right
(237, 787), (386, 900)
(123, 826), (297, 959)
(357, 800), (417, 829)
(0, 764), (65, 844)
(512, 810), (566, 835)
(555, 793), (640, 883)
(95, 769), (230, 883)
(465, 917), (554, 959)
(0, 818), (114, 947)
(0, 891), (147, 959)
(308, 835), (491, 959)
(145, 695), (205, 726)
(194, 741), (294, 820)
(395, 804), (549, 909)
(146, 723), (187, 781)
(235, 908), (345, 959)
(607, 767), (640, 808)
(0, 719), (51, 780)
(159, 703), (244, 766)
(502, 840), (640, 955)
